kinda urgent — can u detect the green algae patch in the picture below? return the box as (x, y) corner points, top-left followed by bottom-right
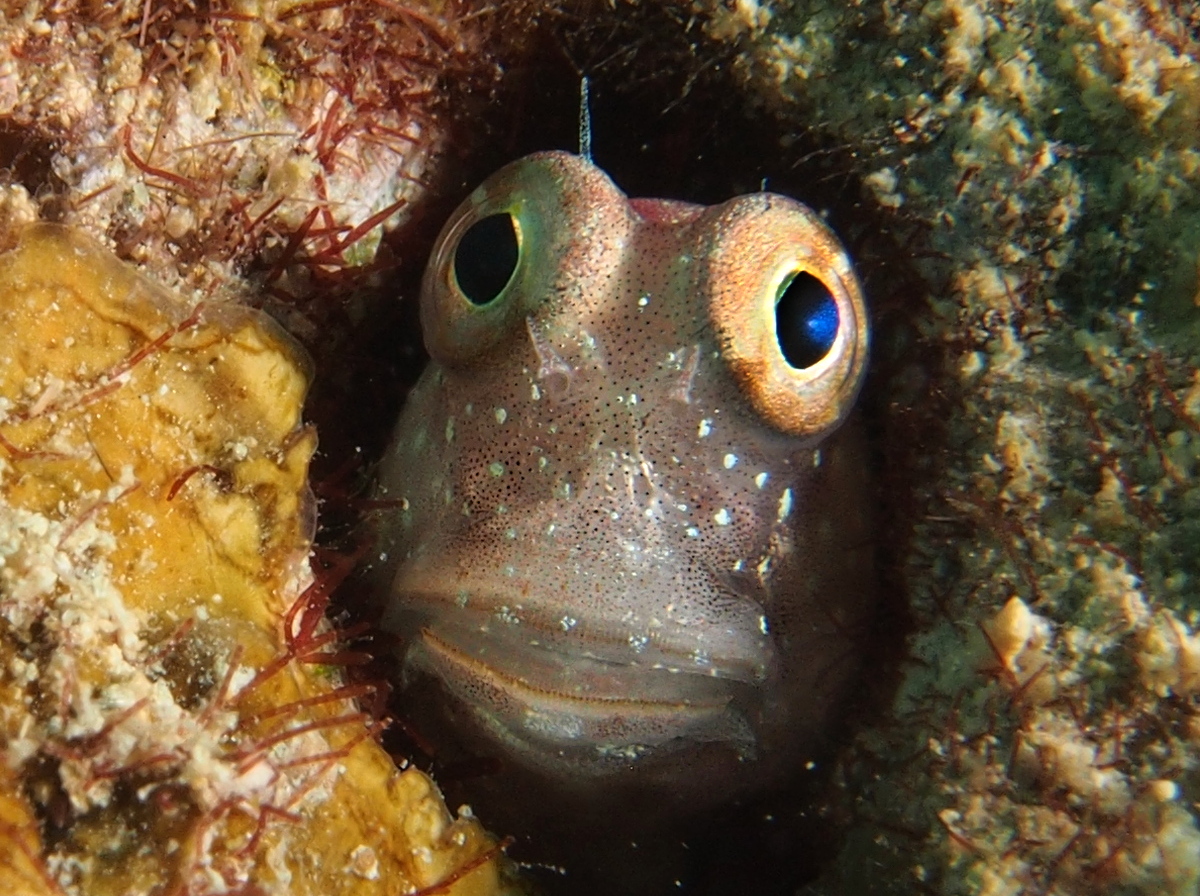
(0, 225), (511, 896)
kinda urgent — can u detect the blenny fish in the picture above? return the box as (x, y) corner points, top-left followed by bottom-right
(373, 151), (873, 807)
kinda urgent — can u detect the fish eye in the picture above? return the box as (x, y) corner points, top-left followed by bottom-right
(775, 271), (839, 370)
(452, 212), (520, 306)
(420, 153), (635, 366)
(704, 195), (867, 438)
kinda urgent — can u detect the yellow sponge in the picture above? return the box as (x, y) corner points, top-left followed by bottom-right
(0, 224), (509, 896)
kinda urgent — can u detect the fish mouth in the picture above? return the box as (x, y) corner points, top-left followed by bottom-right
(400, 616), (758, 774)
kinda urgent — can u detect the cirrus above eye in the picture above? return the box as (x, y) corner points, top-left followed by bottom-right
(775, 270), (840, 370)
(453, 211), (520, 306)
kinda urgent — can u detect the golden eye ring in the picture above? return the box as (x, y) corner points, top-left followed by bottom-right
(705, 195), (868, 439)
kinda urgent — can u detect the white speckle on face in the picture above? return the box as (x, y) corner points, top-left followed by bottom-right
(755, 472), (769, 489)
(629, 633), (650, 652)
(538, 456), (549, 470)
(494, 407), (507, 424)
(698, 418), (713, 438)
(597, 743), (647, 761)
(531, 383), (541, 400)
(497, 605), (520, 625)
(759, 615), (769, 635)
(812, 449), (822, 467)
(777, 487), (793, 523)
(723, 453), (738, 469)
(714, 508), (731, 526)
(489, 462), (505, 477)
(444, 417), (455, 443)
(523, 709), (583, 740)
(638, 293), (650, 308)
(686, 526), (700, 538)
(667, 345), (700, 405)
(629, 393), (639, 404)
(560, 615), (578, 631)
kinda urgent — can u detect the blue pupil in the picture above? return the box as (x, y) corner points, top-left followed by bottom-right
(775, 272), (839, 369)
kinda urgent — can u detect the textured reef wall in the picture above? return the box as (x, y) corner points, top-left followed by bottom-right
(694, 1), (1200, 894)
(0, 3), (521, 894)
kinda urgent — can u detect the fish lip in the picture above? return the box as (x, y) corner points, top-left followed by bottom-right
(399, 617), (759, 769)
(384, 583), (772, 685)
(384, 570), (772, 681)
(406, 613), (752, 697)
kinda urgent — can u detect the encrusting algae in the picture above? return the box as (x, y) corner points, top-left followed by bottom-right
(0, 224), (510, 896)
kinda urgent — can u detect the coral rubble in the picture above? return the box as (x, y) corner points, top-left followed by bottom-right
(691, 1), (1200, 894)
(0, 224), (509, 895)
